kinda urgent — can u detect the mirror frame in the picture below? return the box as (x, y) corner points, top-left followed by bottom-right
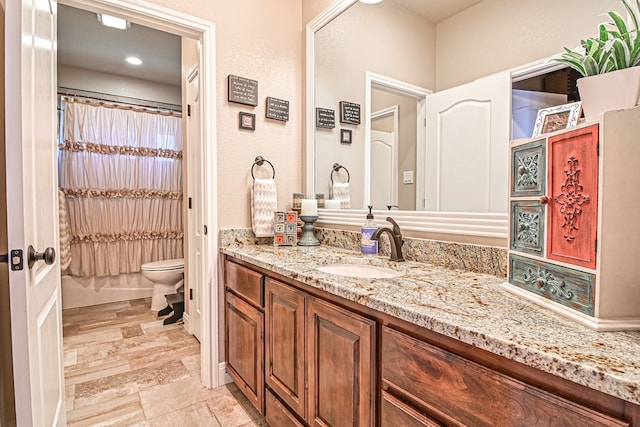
(305, 0), (566, 241)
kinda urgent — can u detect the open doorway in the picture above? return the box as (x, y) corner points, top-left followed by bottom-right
(2, 0), (218, 420)
(59, 1), (217, 378)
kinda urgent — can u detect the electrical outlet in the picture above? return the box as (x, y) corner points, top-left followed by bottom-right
(403, 170), (414, 184)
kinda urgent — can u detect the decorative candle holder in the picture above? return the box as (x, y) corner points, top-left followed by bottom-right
(298, 215), (320, 246)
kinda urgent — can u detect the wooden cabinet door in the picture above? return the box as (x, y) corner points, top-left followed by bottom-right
(307, 298), (375, 427)
(547, 125), (599, 269)
(226, 291), (264, 413)
(265, 279), (306, 419)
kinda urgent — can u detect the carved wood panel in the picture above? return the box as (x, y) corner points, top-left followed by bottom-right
(547, 125), (599, 269)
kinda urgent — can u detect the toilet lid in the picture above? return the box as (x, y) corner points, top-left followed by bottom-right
(141, 258), (184, 271)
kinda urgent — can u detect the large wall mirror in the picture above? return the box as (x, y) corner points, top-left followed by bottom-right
(305, 0), (510, 241)
(304, 0), (614, 243)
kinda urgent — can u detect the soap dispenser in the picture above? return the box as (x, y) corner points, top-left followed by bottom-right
(361, 206), (378, 255)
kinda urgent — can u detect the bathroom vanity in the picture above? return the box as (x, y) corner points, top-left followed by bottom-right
(222, 244), (640, 426)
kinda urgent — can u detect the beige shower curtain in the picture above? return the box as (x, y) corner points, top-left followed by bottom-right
(59, 98), (183, 277)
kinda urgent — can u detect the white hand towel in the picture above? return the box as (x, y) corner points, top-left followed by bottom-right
(251, 178), (278, 237)
(331, 181), (351, 209)
(58, 189), (72, 271)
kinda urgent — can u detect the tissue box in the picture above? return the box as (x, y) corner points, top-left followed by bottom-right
(274, 211), (298, 246)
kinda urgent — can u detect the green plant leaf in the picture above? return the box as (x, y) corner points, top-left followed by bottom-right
(622, 0), (639, 32)
(583, 55), (600, 76)
(554, 58), (587, 76)
(612, 38), (631, 69)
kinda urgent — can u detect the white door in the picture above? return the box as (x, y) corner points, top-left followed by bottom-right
(425, 72), (510, 213)
(186, 68), (203, 342)
(5, 0), (65, 426)
(369, 130), (397, 210)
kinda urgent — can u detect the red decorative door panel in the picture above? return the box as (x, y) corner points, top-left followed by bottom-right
(546, 125), (598, 269)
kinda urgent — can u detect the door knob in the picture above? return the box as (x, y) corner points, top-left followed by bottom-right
(27, 245), (55, 269)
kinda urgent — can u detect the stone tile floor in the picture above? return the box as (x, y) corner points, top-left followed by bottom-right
(63, 298), (268, 426)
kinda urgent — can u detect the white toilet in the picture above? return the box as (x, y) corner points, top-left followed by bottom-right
(141, 258), (184, 311)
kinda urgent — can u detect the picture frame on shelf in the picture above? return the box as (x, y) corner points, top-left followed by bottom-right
(532, 101), (582, 137)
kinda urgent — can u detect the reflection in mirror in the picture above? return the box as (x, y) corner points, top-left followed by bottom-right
(313, 0), (434, 211)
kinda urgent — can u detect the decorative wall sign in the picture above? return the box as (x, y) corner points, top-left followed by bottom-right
(228, 74), (258, 106)
(266, 97), (289, 121)
(340, 101), (361, 125)
(340, 129), (352, 144)
(315, 108), (335, 129)
(239, 112), (256, 131)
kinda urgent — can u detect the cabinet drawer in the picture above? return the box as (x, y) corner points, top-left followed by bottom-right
(381, 390), (443, 427)
(225, 260), (264, 307)
(381, 326), (626, 427)
(511, 139), (546, 197)
(510, 201), (545, 256)
(265, 389), (304, 427)
(509, 254), (595, 316)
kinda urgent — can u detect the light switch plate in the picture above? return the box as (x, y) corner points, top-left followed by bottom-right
(403, 170), (414, 184)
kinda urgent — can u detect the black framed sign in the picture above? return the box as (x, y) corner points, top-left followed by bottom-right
(315, 108), (335, 129)
(340, 101), (360, 125)
(228, 74), (258, 106)
(266, 97), (290, 121)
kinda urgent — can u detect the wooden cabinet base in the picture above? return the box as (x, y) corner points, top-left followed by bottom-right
(265, 389), (305, 427)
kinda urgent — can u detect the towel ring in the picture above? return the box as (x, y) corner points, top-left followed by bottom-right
(251, 156), (275, 180)
(331, 163), (350, 184)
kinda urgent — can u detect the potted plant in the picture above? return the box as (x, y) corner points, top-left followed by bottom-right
(555, 0), (640, 120)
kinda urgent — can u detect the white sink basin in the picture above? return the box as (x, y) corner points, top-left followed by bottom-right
(317, 264), (404, 279)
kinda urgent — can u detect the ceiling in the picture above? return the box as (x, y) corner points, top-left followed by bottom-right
(393, 0), (484, 23)
(57, 1), (482, 87)
(57, 4), (182, 86)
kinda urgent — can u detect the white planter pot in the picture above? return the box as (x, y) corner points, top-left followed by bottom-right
(577, 66), (640, 121)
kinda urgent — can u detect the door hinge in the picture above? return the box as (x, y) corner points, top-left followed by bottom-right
(188, 197), (193, 209)
(1, 249), (24, 271)
(204, 225), (208, 235)
(187, 104), (191, 117)
(189, 288), (193, 300)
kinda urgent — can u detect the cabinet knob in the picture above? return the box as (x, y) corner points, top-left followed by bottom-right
(540, 196), (550, 205)
(517, 166), (526, 175)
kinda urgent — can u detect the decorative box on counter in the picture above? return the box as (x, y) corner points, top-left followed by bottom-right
(274, 211), (298, 246)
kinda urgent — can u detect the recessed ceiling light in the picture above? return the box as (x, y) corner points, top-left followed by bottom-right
(97, 13), (131, 30)
(125, 56), (142, 65)
(360, 0), (383, 4)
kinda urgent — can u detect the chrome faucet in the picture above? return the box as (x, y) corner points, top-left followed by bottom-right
(371, 217), (405, 262)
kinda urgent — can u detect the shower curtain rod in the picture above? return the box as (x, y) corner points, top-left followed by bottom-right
(58, 87), (183, 114)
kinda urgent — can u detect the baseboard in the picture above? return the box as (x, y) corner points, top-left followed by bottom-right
(218, 362), (233, 385)
(182, 312), (190, 334)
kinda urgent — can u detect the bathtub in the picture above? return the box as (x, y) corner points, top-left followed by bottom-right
(61, 272), (154, 309)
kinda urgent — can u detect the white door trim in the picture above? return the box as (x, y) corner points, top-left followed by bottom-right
(58, 0), (219, 388)
(370, 105), (399, 207)
(364, 71), (430, 209)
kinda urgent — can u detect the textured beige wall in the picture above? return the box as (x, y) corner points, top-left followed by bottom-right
(314, 1), (435, 208)
(436, 0), (627, 90)
(147, 0), (303, 229)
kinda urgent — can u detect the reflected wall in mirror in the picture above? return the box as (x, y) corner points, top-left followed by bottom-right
(314, 0), (435, 210)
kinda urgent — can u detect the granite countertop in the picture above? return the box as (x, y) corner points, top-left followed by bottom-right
(221, 244), (640, 406)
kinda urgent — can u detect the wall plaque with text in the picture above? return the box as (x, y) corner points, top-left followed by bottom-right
(340, 101), (361, 125)
(315, 108), (335, 129)
(228, 74), (258, 106)
(266, 97), (290, 121)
